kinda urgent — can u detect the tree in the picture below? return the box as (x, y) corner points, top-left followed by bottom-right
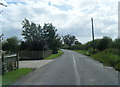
(63, 34), (77, 47)
(2, 36), (20, 52)
(22, 19), (43, 42)
(113, 38), (120, 50)
(21, 19), (61, 53)
(96, 36), (113, 51)
(42, 23), (61, 53)
(75, 40), (82, 45)
(21, 18), (45, 51)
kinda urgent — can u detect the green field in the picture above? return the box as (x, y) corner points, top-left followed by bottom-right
(73, 49), (120, 71)
(2, 68), (33, 86)
(44, 50), (64, 59)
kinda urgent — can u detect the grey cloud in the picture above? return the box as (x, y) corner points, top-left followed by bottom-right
(2, 1), (118, 43)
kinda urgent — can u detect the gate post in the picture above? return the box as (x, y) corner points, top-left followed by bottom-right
(16, 53), (19, 69)
(2, 54), (4, 75)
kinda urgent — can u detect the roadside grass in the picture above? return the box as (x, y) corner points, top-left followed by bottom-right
(91, 50), (120, 71)
(2, 68), (33, 86)
(73, 49), (120, 71)
(73, 50), (90, 56)
(44, 50), (64, 60)
(0, 75), (2, 87)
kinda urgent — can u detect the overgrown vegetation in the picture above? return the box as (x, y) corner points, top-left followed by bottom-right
(44, 50), (64, 59)
(21, 19), (62, 53)
(0, 75), (2, 87)
(2, 36), (20, 53)
(74, 48), (120, 71)
(1, 18), (120, 71)
(68, 36), (120, 71)
(91, 49), (120, 70)
(73, 50), (90, 56)
(2, 19), (62, 54)
(2, 68), (33, 85)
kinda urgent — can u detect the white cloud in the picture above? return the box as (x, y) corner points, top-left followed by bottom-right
(1, 0), (119, 43)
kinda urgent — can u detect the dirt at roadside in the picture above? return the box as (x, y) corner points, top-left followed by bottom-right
(19, 60), (54, 69)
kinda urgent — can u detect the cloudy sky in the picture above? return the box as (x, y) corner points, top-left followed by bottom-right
(0, 0), (119, 43)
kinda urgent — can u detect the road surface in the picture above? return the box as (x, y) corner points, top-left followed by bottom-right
(13, 50), (118, 85)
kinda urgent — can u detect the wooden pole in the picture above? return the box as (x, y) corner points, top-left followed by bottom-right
(16, 53), (19, 69)
(91, 18), (95, 53)
(2, 54), (4, 75)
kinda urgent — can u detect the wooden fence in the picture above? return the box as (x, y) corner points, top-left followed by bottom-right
(1, 54), (19, 75)
(19, 50), (52, 60)
(0, 50), (52, 74)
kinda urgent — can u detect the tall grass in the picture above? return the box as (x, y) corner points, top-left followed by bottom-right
(44, 50), (64, 59)
(73, 50), (90, 56)
(74, 48), (120, 71)
(91, 49), (120, 71)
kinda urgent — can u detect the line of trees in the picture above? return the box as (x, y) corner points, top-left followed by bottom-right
(62, 35), (120, 54)
(2, 18), (120, 55)
(21, 19), (61, 53)
(83, 36), (120, 52)
(2, 19), (62, 54)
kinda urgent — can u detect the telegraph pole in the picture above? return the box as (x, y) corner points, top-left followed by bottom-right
(91, 18), (95, 53)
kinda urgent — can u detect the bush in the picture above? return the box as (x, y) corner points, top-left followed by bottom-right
(114, 63), (120, 70)
(103, 48), (119, 55)
(96, 36), (113, 51)
(91, 49), (120, 71)
(52, 48), (58, 54)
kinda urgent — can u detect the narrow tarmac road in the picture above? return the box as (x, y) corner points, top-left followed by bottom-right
(13, 50), (118, 85)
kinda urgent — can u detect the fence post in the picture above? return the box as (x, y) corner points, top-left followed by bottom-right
(16, 53), (19, 69)
(2, 54), (4, 75)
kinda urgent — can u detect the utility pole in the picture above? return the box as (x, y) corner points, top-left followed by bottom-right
(91, 18), (95, 53)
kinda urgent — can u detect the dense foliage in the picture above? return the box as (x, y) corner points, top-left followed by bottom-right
(2, 19), (120, 57)
(2, 36), (20, 53)
(21, 19), (61, 53)
(62, 34), (77, 47)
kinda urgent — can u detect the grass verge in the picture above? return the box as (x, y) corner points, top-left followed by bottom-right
(91, 50), (120, 71)
(2, 68), (33, 86)
(73, 49), (120, 71)
(73, 50), (90, 56)
(0, 75), (2, 87)
(44, 50), (64, 59)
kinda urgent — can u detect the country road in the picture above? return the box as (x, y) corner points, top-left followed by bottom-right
(13, 49), (118, 85)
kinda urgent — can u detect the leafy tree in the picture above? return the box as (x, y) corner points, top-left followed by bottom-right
(83, 39), (101, 51)
(113, 38), (120, 50)
(75, 40), (82, 45)
(2, 36), (20, 52)
(21, 19), (45, 51)
(63, 34), (77, 47)
(21, 19), (61, 53)
(96, 36), (113, 51)
(22, 19), (43, 42)
(42, 23), (61, 53)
